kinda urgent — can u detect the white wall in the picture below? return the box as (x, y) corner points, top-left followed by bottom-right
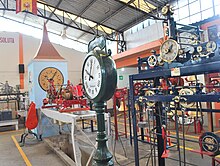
(0, 32), (19, 87)
(0, 31), (86, 91)
(117, 67), (138, 88)
(124, 21), (164, 50)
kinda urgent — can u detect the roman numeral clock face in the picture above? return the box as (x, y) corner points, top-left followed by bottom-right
(83, 55), (102, 99)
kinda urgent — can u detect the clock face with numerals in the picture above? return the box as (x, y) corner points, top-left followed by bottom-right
(82, 55), (102, 99)
(160, 39), (179, 63)
(38, 67), (64, 91)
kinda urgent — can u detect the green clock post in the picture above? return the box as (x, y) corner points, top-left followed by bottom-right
(82, 36), (117, 165)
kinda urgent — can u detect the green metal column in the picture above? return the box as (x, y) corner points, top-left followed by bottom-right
(93, 102), (113, 166)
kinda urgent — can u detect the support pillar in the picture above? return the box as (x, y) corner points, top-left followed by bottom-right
(93, 102), (113, 166)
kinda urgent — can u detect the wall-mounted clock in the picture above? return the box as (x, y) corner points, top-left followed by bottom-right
(38, 67), (64, 91)
(82, 50), (117, 102)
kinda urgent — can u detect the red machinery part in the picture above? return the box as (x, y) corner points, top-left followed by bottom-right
(113, 88), (128, 140)
(134, 82), (143, 95)
(161, 126), (169, 158)
(42, 80), (88, 113)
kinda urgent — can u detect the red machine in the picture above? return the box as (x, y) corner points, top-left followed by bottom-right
(113, 88), (128, 140)
(42, 80), (89, 113)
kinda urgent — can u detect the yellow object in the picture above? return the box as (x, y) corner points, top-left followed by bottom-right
(118, 101), (128, 111)
(11, 135), (32, 166)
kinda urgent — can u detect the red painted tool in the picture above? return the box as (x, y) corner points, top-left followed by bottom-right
(161, 126), (169, 158)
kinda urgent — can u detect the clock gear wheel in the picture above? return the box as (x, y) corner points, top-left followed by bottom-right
(179, 88), (195, 108)
(145, 90), (155, 107)
(147, 55), (158, 67)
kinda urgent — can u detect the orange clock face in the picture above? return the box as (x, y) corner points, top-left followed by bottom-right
(38, 67), (64, 91)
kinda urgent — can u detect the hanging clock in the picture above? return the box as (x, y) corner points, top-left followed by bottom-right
(38, 67), (64, 91)
(82, 50), (117, 102)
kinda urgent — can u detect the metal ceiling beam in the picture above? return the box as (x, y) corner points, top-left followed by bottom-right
(76, 0), (135, 41)
(118, 4), (166, 32)
(0, 15), (87, 45)
(64, 0), (97, 30)
(0, 0), (120, 41)
(98, 0), (135, 24)
(45, 0), (62, 24)
(113, 0), (155, 17)
(36, 1), (117, 32)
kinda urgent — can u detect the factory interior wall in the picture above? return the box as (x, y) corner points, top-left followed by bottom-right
(117, 67), (138, 88)
(0, 31), (86, 92)
(124, 21), (164, 50)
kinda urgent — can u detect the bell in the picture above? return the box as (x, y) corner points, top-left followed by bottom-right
(118, 101), (128, 112)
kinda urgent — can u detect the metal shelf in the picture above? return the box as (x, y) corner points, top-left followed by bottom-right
(132, 60), (220, 80)
(129, 60), (220, 166)
(135, 94), (220, 102)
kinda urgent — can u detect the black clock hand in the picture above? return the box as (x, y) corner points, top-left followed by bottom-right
(89, 60), (93, 81)
(168, 44), (173, 52)
(85, 69), (94, 79)
(51, 70), (57, 80)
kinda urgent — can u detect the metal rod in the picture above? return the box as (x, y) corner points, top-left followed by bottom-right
(176, 23), (198, 29)
(128, 91), (133, 145)
(174, 104), (182, 166)
(129, 76), (139, 166)
(181, 110), (186, 166)
(142, 84), (220, 91)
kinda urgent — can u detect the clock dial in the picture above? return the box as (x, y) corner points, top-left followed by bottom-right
(160, 39), (179, 63)
(38, 67), (64, 91)
(82, 55), (102, 99)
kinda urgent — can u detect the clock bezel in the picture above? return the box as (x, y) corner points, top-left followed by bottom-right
(82, 50), (117, 102)
(160, 39), (179, 63)
(82, 53), (102, 100)
(38, 67), (64, 91)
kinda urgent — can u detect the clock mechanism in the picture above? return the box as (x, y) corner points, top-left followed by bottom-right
(38, 67), (64, 91)
(179, 32), (198, 54)
(160, 39), (179, 63)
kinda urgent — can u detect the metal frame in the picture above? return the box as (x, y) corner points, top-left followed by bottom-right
(129, 60), (220, 166)
(0, 0), (126, 43)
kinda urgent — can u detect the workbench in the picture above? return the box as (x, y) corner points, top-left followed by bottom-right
(41, 108), (111, 166)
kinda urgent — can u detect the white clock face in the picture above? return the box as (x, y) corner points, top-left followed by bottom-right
(160, 39), (179, 63)
(83, 55), (102, 99)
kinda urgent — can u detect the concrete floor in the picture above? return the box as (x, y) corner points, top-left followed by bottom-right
(0, 119), (216, 166)
(0, 128), (65, 166)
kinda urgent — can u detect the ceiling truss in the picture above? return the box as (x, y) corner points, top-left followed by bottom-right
(0, 0), (124, 43)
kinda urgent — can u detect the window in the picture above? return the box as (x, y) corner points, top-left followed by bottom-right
(202, 8), (214, 20)
(200, 0), (213, 11)
(190, 13), (202, 23)
(215, 5), (220, 15)
(190, 1), (200, 15)
(214, 0), (220, 6)
(179, 5), (189, 19)
(178, 0), (188, 7)
(189, 0), (199, 3)
(179, 17), (190, 25)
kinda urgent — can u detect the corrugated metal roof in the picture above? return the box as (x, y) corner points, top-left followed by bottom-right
(0, 0), (167, 43)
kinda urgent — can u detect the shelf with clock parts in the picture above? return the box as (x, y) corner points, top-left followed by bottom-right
(138, 39), (220, 73)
